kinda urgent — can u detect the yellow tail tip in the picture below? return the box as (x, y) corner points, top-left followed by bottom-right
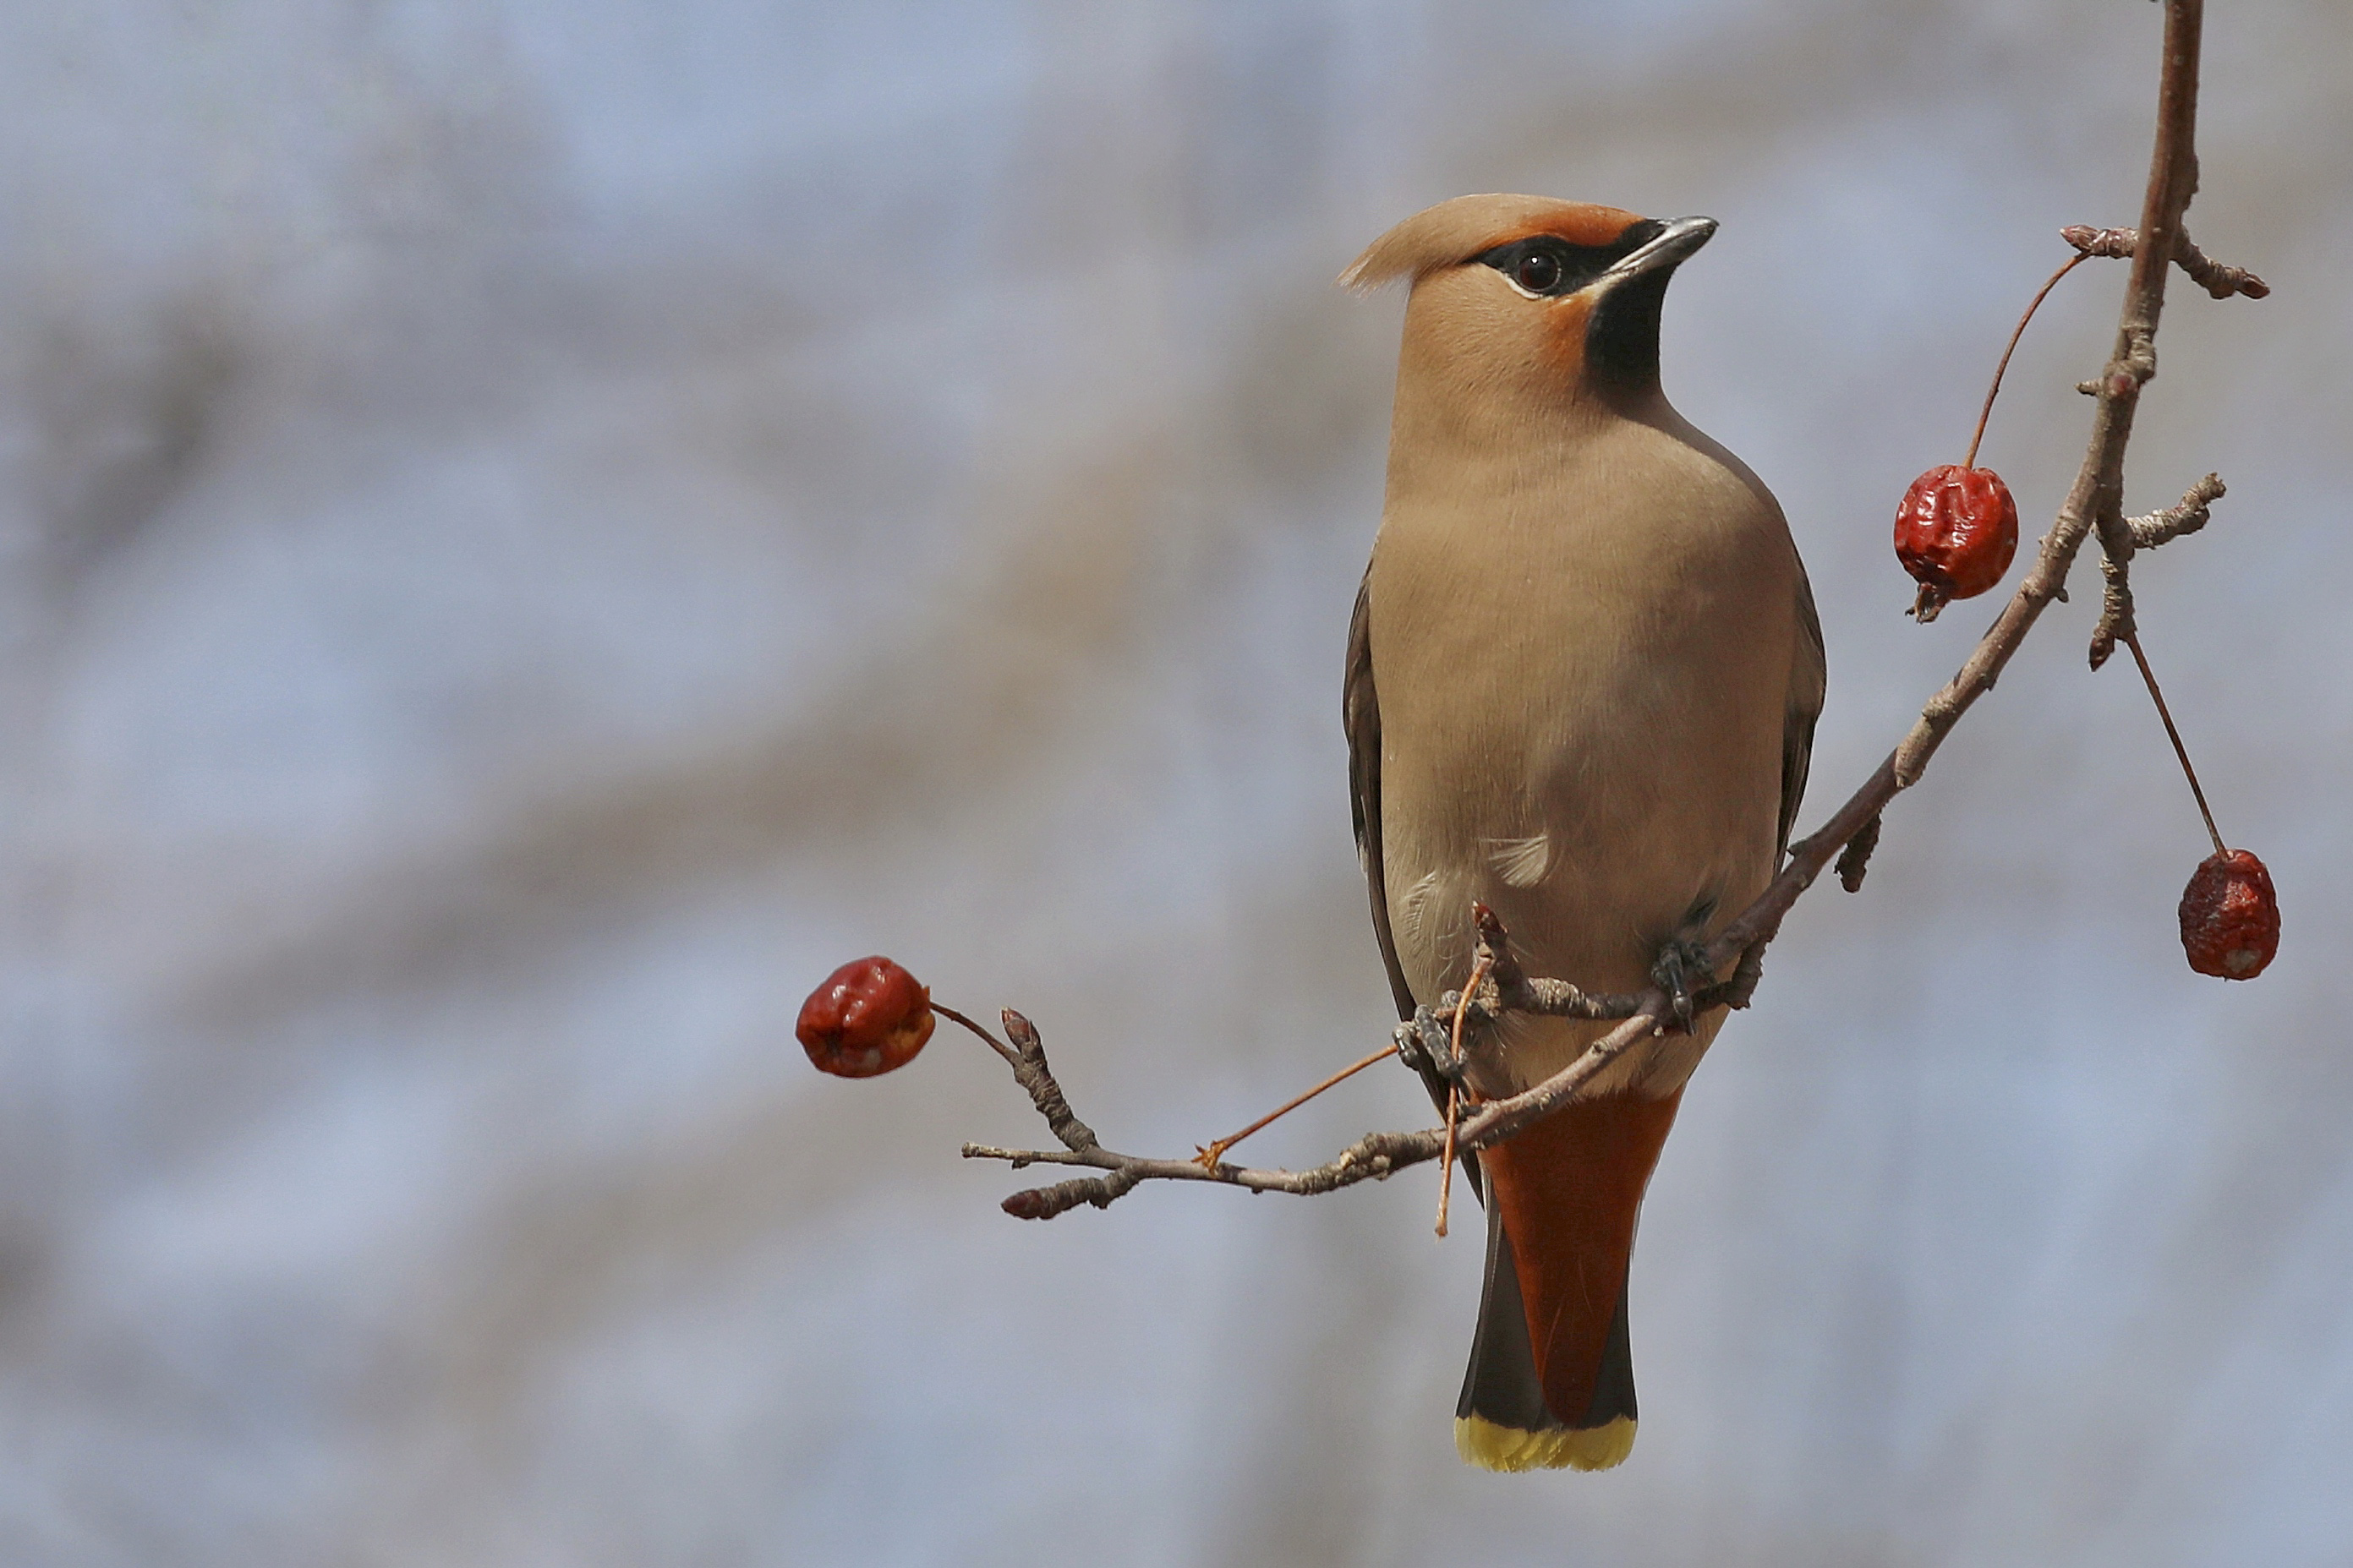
(1455, 1413), (1636, 1472)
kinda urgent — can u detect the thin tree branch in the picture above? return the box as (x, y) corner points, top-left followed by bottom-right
(965, 0), (2246, 1221)
(2060, 225), (2270, 300)
(2126, 473), (2226, 551)
(2090, 473), (2229, 669)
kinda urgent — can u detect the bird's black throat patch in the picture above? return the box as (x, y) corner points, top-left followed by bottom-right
(1584, 266), (1672, 388)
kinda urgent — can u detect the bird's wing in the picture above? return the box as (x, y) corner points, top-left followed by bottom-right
(1345, 566), (1418, 1024)
(1344, 567), (1464, 1127)
(1778, 556), (1828, 860)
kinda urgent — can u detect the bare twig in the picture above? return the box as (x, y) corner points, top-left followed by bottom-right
(2090, 473), (2229, 668)
(2061, 224), (2270, 300)
(998, 1008), (1099, 1153)
(965, 0), (2248, 1221)
(2126, 473), (2226, 550)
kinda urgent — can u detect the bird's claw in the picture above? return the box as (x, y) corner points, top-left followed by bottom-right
(1649, 936), (1710, 1034)
(1396, 1008), (1473, 1087)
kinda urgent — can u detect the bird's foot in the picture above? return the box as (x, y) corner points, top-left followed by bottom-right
(1396, 1006), (1474, 1089)
(1649, 935), (1712, 1034)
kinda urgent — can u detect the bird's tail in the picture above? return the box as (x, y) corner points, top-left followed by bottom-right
(1454, 1088), (1683, 1472)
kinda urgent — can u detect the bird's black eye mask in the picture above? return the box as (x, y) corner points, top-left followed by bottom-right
(1472, 220), (1668, 299)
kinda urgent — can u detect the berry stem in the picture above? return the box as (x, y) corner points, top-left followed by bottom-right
(2124, 631), (2227, 856)
(1965, 251), (2091, 469)
(933, 1000), (1019, 1063)
(1191, 1041), (1399, 1169)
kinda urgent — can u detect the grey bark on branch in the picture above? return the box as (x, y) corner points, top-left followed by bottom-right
(962, 0), (2263, 1221)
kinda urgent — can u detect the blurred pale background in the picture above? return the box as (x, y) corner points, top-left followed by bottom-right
(2, 3), (2346, 1564)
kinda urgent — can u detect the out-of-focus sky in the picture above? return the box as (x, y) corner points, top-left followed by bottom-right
(2, 3), (2346, 1563)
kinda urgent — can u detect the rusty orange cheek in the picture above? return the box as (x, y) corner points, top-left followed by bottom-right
(1541, 295), (1595, 378)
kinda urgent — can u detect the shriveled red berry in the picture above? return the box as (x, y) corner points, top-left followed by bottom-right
(2178, 850), (2279, 981)
(797, 955), (936, 1076)
(1895, 464), (2020, 622)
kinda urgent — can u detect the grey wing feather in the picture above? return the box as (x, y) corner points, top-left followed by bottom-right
(1344, 569), (1418, 1023)
(1778, 558), (1828, 860)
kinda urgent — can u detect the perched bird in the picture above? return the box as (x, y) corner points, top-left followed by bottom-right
(1341, 194), (1824, 1472)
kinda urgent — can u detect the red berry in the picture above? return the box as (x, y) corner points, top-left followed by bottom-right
(1894, 464), (2020, 622)
(797, 955), (936, 1076)
(2177, 850), (2279, 981)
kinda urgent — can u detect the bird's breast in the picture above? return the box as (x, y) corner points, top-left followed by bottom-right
(1367, 417), (1798, 1075)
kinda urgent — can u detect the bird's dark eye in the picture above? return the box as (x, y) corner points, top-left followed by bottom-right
(1473, 236), (1600, 296)
(1515, 251), (1562, 293)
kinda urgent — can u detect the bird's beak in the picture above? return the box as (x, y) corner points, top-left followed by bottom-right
(1595, 216), (1718, 288)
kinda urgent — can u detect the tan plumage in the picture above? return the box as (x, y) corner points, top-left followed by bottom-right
(1343, 194), (1824, 1471)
